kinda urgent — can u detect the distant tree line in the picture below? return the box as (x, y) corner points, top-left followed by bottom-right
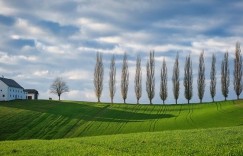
(93, 42), (242, 104)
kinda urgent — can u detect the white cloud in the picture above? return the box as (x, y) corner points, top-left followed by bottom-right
(60, 89), (96, 101)
(15, 18), (46, 38)
(33, 70), (49, 77)
(77, 18), (120, 32)
(0, 52), (38, 64)
(0, 1), (16, 15)
(61, 70), (91, 80)
(10, 34), (21, 39)
(77, 44), (125, 55)
(45, 46), (65, 54)
(97, 36), (122, 44)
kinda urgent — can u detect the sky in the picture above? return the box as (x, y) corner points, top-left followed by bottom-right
(0, 0), (243, 104)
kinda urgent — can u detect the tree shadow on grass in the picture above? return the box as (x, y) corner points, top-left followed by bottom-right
(0, 100), (175, 123)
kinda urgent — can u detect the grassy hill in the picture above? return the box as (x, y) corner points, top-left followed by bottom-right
(0, 126), (243, 155)
(0, 100), (242, 141)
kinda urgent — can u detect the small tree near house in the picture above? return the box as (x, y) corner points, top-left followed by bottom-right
(50, 77), (69, 101)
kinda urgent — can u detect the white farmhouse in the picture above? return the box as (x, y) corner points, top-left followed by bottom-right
(0, 77), (27, 101)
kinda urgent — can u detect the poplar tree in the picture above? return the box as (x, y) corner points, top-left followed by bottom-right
(210, 53), (216, 102)
(197, 51), (205, 103)
(134, 55), (142, 104)
(184, 55), (193, 104)
(234, 42), (243, 100)
(146, 51), (155, 104)
(160, 58), (167, 104)
(93, 52), (104, 102)
(121, 53), (129, 103)
(221, 51), (230, 101)
(172, 53), (180, 104)
(109, 55), (116, 104)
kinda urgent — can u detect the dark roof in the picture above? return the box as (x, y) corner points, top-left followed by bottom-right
(24, 89), (39, 94)
(0, 77), (24, 89)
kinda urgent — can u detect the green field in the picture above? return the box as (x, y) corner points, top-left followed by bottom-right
(0, 100), (243, 155)
(1, 126), (243, 156)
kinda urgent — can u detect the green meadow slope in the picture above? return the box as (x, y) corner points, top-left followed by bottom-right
(0, 126), (243, 155)
(0, 100), (242, 140)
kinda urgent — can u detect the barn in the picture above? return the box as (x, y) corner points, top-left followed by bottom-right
(25, 89), (39, 100)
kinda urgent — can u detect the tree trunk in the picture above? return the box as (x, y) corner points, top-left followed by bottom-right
(58, 95), (60, 101)
(225, 97), (226, 101)
(212, 98), (214, 102)
(98, 97), (100, 103)
(188, 99), (189, 104)
(163, 100), (165, 104)
(237, 95), (239, 100)
(137, 99), (139, 104)
(200, 99), (202, 103)
(176, 99), (177, 104)
(150, 99), (152, 105)
(124, 99), (126, 104)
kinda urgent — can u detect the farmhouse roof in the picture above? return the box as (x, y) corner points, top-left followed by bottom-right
(0, 77), (24, 89)
(24, 89), (39, 94)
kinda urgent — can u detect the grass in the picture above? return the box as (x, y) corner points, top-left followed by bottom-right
(0, 126), (243, 155)
(0, 100), (242, 140)
(0, 100), (242, 155)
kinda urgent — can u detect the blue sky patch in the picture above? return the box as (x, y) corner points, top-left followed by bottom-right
(8, 38), (35, 48)
(0, 14), (15, 26)
(38, 20), (79, 36)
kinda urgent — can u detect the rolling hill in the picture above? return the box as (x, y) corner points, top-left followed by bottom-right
(0, 100), (242, 155)
(1, 126), (243, 155)
(0, 100), (242, 140)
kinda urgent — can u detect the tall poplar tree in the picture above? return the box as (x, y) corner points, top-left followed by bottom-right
(234, 42), (243, 99)
(121, 53), (129, 103)
(221, 51), (230, 101)
(210, 53), (216, 102)
(109, 55), (116, 104)
(160, 58), (167, 104)
(146, 51), (155, 104)
(134, 55), (142, 104)
(172, 53), (180, 104)
(184, 55), (193, 104)
(93, 52), (104, 103)
(197, 51), (205, 103)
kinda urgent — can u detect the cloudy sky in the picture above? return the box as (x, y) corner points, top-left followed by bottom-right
(0, 0), (243, 104)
